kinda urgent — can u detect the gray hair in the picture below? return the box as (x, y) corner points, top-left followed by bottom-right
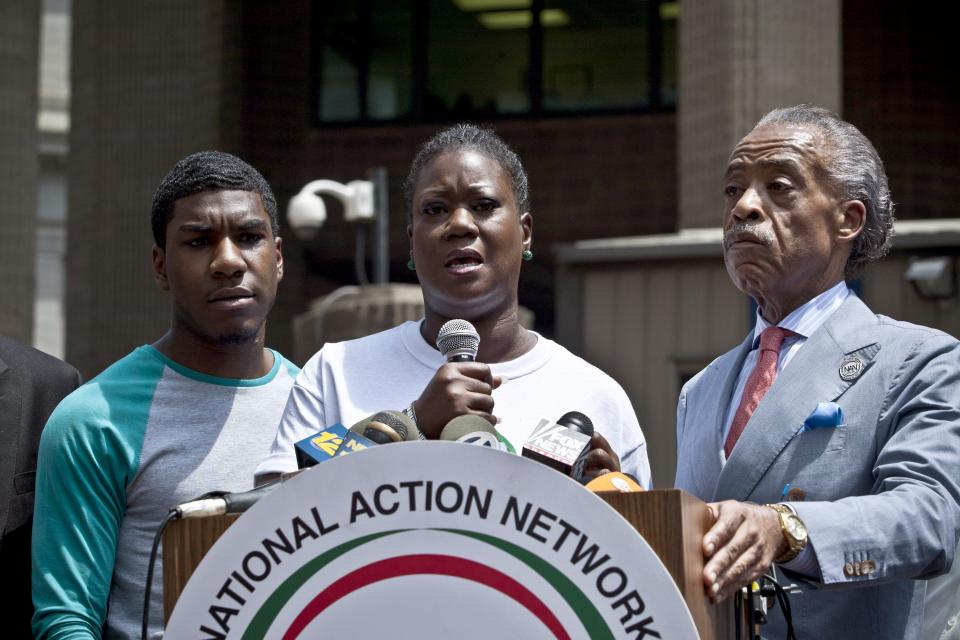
(755, 105), (895, 277)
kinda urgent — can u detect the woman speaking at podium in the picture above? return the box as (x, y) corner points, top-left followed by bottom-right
(257, 125), (651, 488)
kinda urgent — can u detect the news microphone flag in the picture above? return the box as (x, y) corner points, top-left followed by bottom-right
(522, 418), (592, 481)
(294, 424), (349, 469)
(334, 430), (377, 457)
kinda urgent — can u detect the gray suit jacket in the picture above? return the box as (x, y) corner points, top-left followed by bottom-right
(675, 295), (960, 640)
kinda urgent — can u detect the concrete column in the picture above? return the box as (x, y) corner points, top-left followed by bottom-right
(678, 0), (842, 229)
(67, 0), (235, 376)
(0, 1), (41, 342)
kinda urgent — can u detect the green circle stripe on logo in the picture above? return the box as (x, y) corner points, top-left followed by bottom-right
(242, 527), (614, 639)
(242, 531), (401, 639)
(440, 529), (614, 640)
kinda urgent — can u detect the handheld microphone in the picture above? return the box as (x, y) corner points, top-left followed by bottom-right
(585, 472), (644, 493)
(335, 410), (422, 456)
(437, 319), (480, 362)
(295, 423), (350, 468)
(296, 411), (421, 468)
(440, 415), (516, 453)
(174, 469), (305, 519)
(383, 409), (423, 441)
(350, 410), (421, 443)
(522, 411), (595, 482)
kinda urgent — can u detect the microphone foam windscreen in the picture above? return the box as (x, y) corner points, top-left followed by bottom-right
(374, 410), (420, 441)
(349, 413), (399, 444)
(356, 411), (407, 444)
(439, 414), (497, 441)
(349, 413), (381, 433)
(437, 319), (480, 361)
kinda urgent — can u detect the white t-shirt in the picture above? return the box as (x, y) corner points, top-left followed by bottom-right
(257, 320), (651, 487)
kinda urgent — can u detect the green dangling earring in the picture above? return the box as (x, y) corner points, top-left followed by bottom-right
(522, 249), (534, 262)
(407, 258), (416, 271)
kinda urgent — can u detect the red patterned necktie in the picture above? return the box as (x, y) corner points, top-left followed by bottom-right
(724, 326), (795, 458)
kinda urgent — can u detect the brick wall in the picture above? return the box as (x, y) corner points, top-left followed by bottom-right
(842, 0), (960, 221)
(238, 1), (677, 337)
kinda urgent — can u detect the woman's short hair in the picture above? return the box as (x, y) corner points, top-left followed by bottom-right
(403, 124), (530, 219)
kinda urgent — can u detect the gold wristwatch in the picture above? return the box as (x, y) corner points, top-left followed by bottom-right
(767, 503), (808, 563)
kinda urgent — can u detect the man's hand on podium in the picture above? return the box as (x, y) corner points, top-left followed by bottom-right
(701, 500), (788, 602)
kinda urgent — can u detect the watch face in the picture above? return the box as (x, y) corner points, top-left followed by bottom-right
(785, 515), (808, 541)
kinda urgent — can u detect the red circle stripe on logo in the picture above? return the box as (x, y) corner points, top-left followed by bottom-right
(282, 553), (571, 640)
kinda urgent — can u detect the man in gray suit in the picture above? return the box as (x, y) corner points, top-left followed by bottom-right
(675, 104), (960, 639)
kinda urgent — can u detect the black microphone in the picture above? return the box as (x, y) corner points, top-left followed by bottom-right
(437, 319), (480, 362)
(174, 469), (305, 519)
(557, 411), (594, 437)
(522, 411), (595, 482)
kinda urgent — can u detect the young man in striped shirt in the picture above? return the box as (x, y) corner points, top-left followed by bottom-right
(32, 151), (299, 640)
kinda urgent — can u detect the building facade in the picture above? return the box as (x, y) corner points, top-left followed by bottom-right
(1, 0), (957, 484)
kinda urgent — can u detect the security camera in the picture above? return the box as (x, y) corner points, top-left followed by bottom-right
(287, 179), (375, 241)
(905, 256), (956, 300)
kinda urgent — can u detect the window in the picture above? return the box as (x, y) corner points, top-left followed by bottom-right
(312, 0), (678, 124)
(315, 1), (414, 121)
(543, 2), (650, 111)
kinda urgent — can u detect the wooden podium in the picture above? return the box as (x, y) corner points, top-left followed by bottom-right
(164, 488), (734, 639)
(163, 512), (238, 621)
(595, 490), (734, 639)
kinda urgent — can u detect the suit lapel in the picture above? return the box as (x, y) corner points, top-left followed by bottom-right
(714, 295), (881, 501)
(684, 335), (753, 498)
(0, 353), (18, 535)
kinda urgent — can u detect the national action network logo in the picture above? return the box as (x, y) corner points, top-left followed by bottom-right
(165, 443), (698, 639)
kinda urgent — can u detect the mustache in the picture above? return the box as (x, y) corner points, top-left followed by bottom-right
(723, 223), (774, 250)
